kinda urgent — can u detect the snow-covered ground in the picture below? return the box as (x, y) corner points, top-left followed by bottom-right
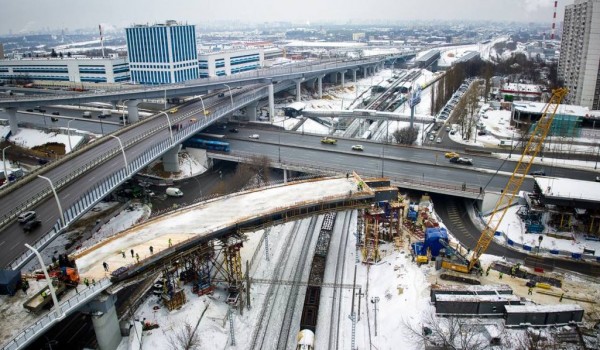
(1, 125), (85, 153)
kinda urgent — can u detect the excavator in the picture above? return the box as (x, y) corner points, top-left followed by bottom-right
(441, 87), (569, 274)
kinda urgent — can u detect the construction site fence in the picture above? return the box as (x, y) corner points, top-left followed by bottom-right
(477, 214), (600, 264)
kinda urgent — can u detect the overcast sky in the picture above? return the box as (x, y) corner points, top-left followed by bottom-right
(1, 0), (572, 35)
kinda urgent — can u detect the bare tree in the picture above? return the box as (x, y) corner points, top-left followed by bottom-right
(247, 155), (271, 185)
(393, 126), (420, 145)
(169, 321), (201, 350)
(509, 328), (560, 350)
(401, 311), (491, 350)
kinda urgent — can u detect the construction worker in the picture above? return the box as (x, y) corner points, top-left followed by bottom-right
(168, 238), (172, 247)
(84, 278), (89, 287)
(149, 246), (154, 254)
(528, 287), (533, 295)
(130, 249), (135, 258)
(498, 272), (503, 279)
(486, 265), (491, 276)
(102, 261), (109, 272)
(121, 250), (126, 258)
(92, 279), (96, 286)
(510, 266), (516, 278)
(135, 253), (140, 263)
(559, 293), (564, 302)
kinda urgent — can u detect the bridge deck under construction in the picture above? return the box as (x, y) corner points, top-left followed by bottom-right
(73, 175), (374, 281)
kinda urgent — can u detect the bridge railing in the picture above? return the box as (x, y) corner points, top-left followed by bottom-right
(1, 278), (111, 350)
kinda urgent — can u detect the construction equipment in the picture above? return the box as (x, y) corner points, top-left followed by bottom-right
(442, 87), (569, 274)
(23, 279), (66, 313)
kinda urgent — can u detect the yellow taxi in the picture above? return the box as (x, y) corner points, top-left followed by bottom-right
(169, 107), (178, 114)
(445, 151), (460, 159)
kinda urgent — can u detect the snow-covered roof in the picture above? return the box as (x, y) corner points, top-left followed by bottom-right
(512, 102), (590, 117)
(283, 41), (367, 48)
(435, 294), (520, 303)
(285, 102), (306, 111)
(431, 283), (512, 293)
(505, 304), (583, 313)
(535, 177), (600, 202)
(500, 83), (541, 94)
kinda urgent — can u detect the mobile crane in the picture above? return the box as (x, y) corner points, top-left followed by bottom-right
(441, 87), (569, 274)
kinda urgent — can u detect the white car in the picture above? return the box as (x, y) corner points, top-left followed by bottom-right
(436, 137), (442, 144)
(351, 145), (364, 151)
(249, 134), (260, 139)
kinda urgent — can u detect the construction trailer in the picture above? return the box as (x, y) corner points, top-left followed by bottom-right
(505, 304), (584, 327)
(434, 294), (521, 317)
(429, 284), (513, 302)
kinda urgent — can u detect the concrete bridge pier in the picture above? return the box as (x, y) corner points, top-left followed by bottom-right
(125, 100), (141, 123)
(268, 83), (275, 121)
(340, 70), (346, 88)
(283, 169), (287, 183)
(317, 75), (325, 99)
(363, 66), (369, 78)
(5, 107), (18, 135)
(294, 79), (304, 102)
(328, 72), (338, 85)
(110, 100), (118, 109)
(80, 294), (121, 350)
(352, 68), (358, 83)
(162, 144), (182, 172)
(246, 101), (259, 121)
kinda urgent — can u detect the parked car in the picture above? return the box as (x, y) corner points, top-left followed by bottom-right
(449, 157), (473, 165)
(23, 219), (42, 232)
(478, 130), (487, 136)
(249, 134), (260, 139)
(445, 152), (460, 158)
(17, 211), (37, 223)
(530, 170), (546, 176)
(351, 145), (364, 151)
(166, 187), (184, 197)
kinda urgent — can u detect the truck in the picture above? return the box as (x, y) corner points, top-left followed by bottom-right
(101, 109), (111, 117)
(82, 111), (92, 118)
(166, 187), (184, 197)
(23, 280), (66, 312)
(321, 137), (337, 145)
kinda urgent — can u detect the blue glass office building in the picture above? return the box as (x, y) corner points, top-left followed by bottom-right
(126, 21), (198, 84)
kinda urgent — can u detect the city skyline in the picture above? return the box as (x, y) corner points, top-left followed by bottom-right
(1, 0), (571, 35)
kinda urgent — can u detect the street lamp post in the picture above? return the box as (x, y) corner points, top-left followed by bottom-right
(278, 133), (281, 163)
(198, 95), (207, 117)
(381, 146), (385, 177)
(25, 244), (64, 320)
(2, 146), (11, 181)
(67, 119), (75, 152)
(223, 84), (234, 109)
(158, 111), (174, 144)
(108, 135), (129, 176)
(37, 175), (65, 227)
(42, 111), (47, 127)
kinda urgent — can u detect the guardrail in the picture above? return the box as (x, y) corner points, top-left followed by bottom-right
(7, 84), (281, 270)
(1, 278), (111, 350)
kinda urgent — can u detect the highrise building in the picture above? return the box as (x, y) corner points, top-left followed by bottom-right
(126, 20), (198, 84)
(557, 0), (600, 109)
(0, 43), (4, 59)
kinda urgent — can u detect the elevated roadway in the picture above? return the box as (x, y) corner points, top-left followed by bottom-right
(0, 54), (415, 108)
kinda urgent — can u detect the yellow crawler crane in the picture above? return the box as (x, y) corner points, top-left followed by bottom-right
(442, 88), (569, 273)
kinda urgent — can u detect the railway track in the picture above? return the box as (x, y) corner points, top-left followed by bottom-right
(249, 217), (319, 350)
(328, 211), (353, 350)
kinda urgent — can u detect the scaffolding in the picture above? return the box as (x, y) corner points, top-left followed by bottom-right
(362, 205), (383, 264)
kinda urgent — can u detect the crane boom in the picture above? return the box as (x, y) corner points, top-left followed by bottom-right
(467, 87), (569, 271)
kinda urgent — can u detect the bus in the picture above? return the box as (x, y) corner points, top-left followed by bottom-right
(183, 138), (230, 152)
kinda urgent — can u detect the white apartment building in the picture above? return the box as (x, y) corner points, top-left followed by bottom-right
(557, 0), (600, 109)
(198, 48), (263, 78)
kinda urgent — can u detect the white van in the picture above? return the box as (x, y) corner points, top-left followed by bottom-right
(166, 187), (183, 197)
(82, 111), (92, 118)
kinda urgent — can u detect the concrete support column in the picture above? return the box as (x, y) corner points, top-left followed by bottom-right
(81, 294), (121, 350)
(363, 66), (368, 78)
(295, 79), (302, 102)
(352, 69), (357, 82)
(162, 144), (182, 173)
(283, 169), (287, 184)
(329, 72), (338, 84)
(317, 76), (324, 99)
(125, 100), (140, 123)
(6, 108), (18, 135)
(340, 70), (346, 88)
(246, 101), (259, 122)
(268, 83), (275, 121)
(110, 100), (118, 109)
